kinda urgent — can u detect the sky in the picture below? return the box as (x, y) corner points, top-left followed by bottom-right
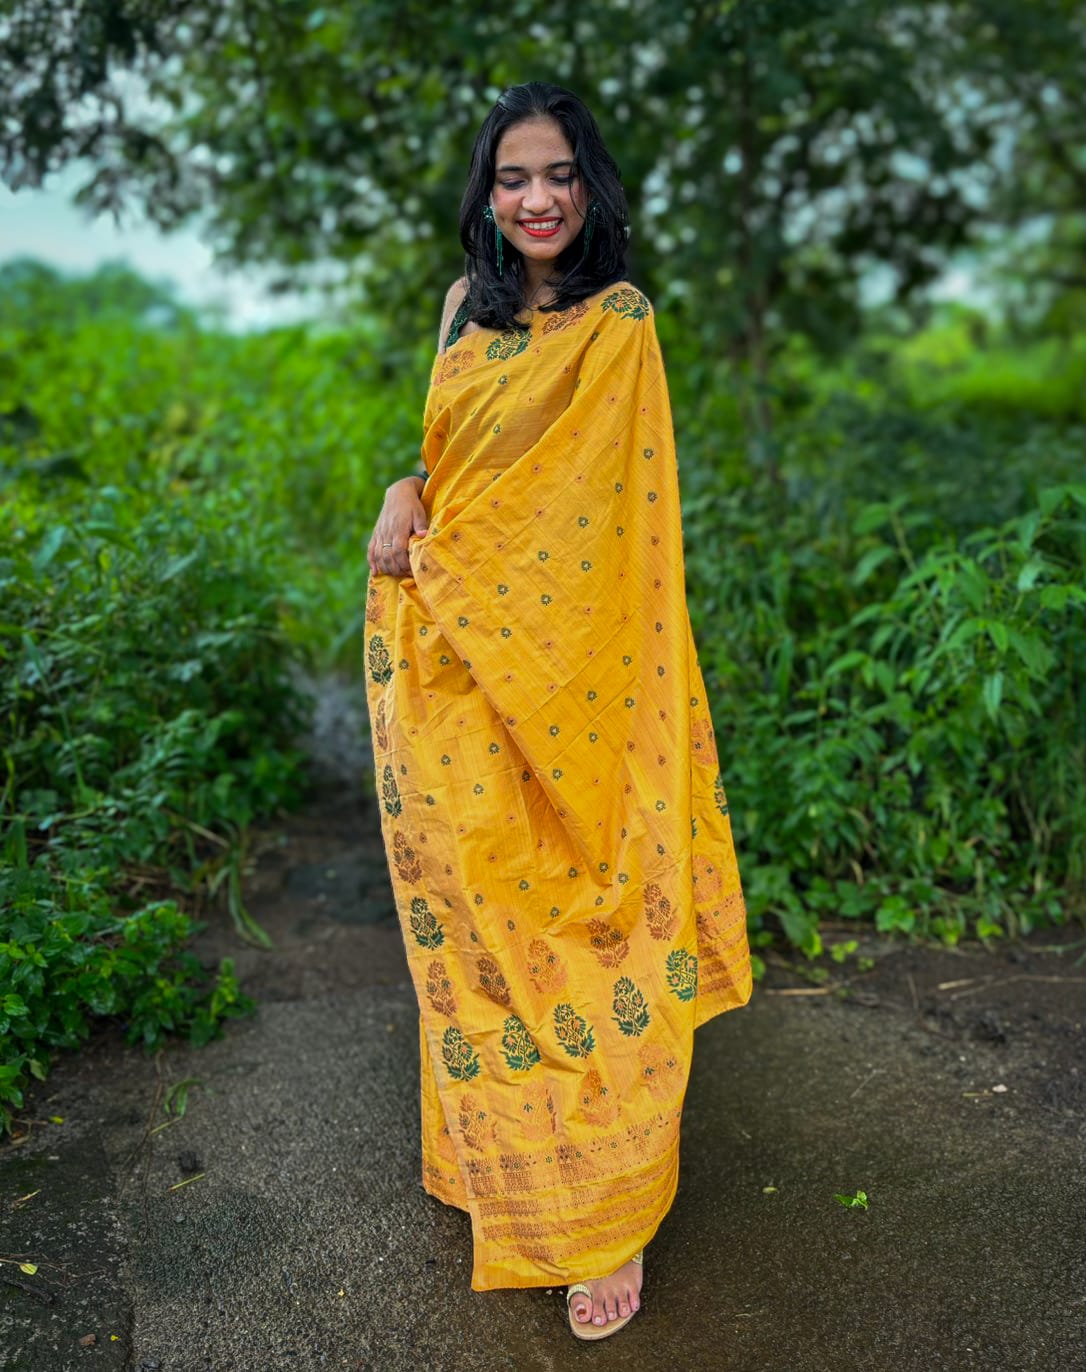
(0, 165), (320, 329)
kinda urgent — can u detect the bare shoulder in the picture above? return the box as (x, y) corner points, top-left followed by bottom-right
(437, 276), (469, 354)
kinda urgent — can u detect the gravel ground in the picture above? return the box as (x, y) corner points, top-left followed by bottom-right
(2, 678), (1082, 1372)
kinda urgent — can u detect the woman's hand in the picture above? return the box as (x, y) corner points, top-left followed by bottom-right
(368, 475), (429, 577)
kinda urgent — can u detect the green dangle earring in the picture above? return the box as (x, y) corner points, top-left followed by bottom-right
(483, 205), (504, 275)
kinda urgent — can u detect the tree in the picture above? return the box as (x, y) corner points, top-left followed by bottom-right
(3, 1), (1083, 463)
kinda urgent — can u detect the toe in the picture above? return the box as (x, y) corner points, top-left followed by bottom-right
(573, 1297), (591, 1324)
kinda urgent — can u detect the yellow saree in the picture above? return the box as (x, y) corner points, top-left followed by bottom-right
(363, 281), (752, 1291)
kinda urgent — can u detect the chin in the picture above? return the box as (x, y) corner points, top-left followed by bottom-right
(517, 235), (571, 260)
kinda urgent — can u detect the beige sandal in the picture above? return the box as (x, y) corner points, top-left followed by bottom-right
(566, 1249), (644, 1341)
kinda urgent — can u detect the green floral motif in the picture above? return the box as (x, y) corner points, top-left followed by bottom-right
(409, 896), (445, 949)
(554, 1002), (595, 1058)
(441, 1026), (481, 1082)
(367, 634), (392, 685)
(381, 764), (402, 817)
(487, 328), (530, 361)
(666, 948), (699, 1002)
(501, 1015), (541, 1071)
(713, 772), (729, 816)
(601, 286), (651, 320)
(612, 977), (651, 1037)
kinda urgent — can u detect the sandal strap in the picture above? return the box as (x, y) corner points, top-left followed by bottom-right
(567, 1247), (644, 1303)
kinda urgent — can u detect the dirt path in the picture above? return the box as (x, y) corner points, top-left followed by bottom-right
(2, 678), (1083, 1372)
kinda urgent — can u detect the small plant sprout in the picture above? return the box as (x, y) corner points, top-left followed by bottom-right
(835, 1189), (869, 1210)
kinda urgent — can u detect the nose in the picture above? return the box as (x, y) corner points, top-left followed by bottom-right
(521, 178), (556, 214)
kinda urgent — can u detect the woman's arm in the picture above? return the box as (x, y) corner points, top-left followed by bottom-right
(368, 282), (468, 575)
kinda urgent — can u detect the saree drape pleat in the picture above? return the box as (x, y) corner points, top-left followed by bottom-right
(364, 283), (752, 1291)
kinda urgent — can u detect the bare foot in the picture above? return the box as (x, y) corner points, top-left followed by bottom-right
(569, 1254), (643, 1328)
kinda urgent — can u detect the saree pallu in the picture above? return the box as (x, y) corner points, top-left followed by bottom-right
(363, 282), (752, 1291)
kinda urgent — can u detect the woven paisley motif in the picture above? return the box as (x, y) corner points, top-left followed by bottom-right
(526, 937), (568, 993)
(409, 896), (444, 949)
(425, 959), (457, 1017)
(611, 976), (651, 1037)
(601, 286), (651, 320)
(500, 1015), (541, 1071)
(542, 300), (589, 333)
(441, 1026), (481, 1082)
(586, 918), (629, 968)
(486, 329), (530, 361)
(553, 1002), (596, 1058)
(435, 347), (477, 385)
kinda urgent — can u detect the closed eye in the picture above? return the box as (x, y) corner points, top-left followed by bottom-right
(499, 176), (575, 190)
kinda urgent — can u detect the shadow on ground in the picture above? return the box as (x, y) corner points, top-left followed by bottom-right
(2, 679), (1083, 1372)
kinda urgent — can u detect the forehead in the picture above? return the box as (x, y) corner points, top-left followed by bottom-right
(494, 117), (574, 171)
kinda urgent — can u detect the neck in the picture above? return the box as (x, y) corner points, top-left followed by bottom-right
(522, 260), (553, 308)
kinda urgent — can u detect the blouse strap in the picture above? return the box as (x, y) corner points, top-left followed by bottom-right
(444, 297), (471, 350)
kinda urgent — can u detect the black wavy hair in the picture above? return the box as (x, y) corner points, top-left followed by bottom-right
(456, 82), (630, 335)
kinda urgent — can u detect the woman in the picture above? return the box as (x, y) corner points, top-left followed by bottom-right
(364, 81), (752, 1340)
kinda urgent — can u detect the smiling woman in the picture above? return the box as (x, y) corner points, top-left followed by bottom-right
(363, 82), (752, 1343)
(491, 127), (587, 261)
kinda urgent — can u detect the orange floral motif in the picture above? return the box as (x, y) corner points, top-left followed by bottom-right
(526, 937), (567, 994)
(542, 300), (589, 333)
(476, 953), (512, 1006)
(365, 583), (385, 626)
(691, 716), (720, 769)
(458, 1092), (497, 1151)
(692, 853), (723, 900)
(577, 1067), (620, 1127)
(425, 959), (457, 1017)
(644, 882), (677, 941)
(586, 918), (629, 968)
(436, 1123), (458, 1164)
(638, 1042), (682, 1102)
(435, 348), (477, 386)
(393, 831), (423, 883)
(520, 1080), (557, 1140)
(373, 697), (389, 754)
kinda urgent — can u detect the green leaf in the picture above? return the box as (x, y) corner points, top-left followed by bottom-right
(851, 545), (895, 586)
(32, 525), (69, 570)
(1015, 556), (1046, 591)
(986, 621), (1008, 654)
(982, 671), (1004, 720)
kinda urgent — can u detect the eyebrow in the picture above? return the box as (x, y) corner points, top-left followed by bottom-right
(496, 159), (575, 173)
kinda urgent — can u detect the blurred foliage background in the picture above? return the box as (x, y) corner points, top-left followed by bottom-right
(1, 0), (1085, 1125)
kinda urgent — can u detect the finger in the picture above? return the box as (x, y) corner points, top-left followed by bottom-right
(380, 539), (406, 576)
(375, 537), (398, 574)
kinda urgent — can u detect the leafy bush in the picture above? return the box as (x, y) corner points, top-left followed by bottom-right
(0, 482), (308, 1129)
(1, 860), (252, 1116)
(0, 264), (319, 1131)
(682, 428), (1086, 960)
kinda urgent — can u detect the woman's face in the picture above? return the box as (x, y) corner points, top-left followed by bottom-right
(490, 116), (588, 267)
